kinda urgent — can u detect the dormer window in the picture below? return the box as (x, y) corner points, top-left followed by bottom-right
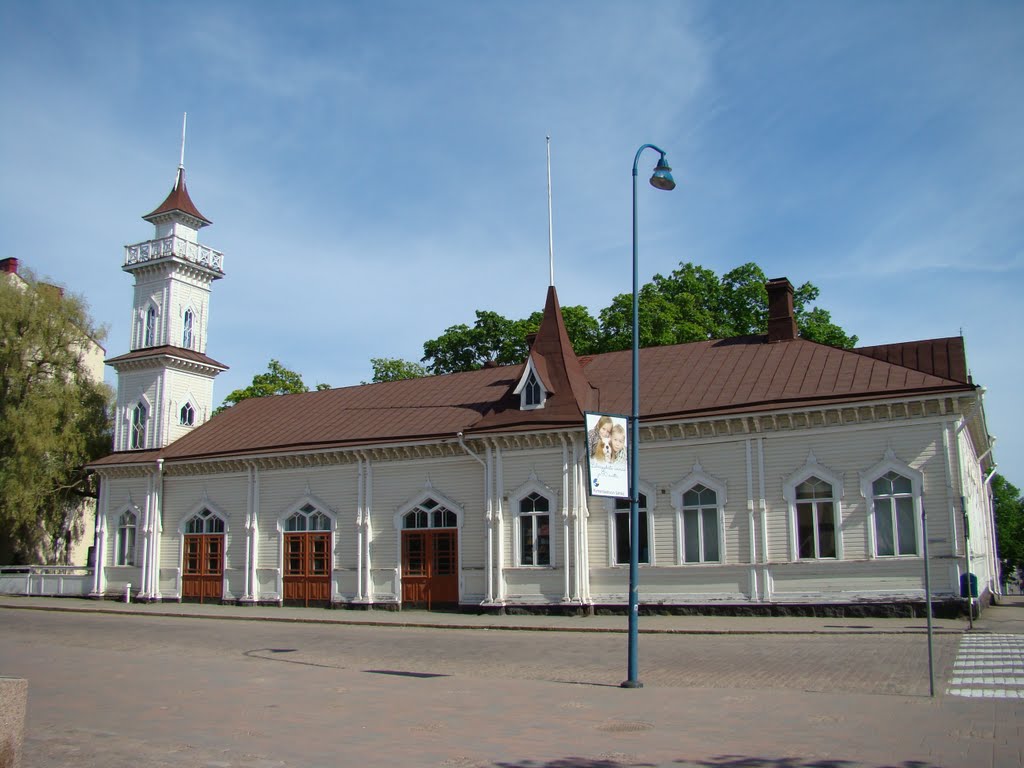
(524, 371), (542, 407)
(514, 360), (547, 410)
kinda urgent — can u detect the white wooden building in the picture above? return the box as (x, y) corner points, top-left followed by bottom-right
(89, 164), (998, 617)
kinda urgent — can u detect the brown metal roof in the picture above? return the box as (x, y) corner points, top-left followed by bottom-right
(106, 345), (229, 371)
(853, 337), (969, 383)
(90, 293), (976, 468)
(142, 167), (211, 225)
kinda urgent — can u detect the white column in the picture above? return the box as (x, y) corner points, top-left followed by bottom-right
(356, 455), (364, 601)
(561, 434), (571, 603)
(364, 456), (374, 602)
(91, 478), (108, 597)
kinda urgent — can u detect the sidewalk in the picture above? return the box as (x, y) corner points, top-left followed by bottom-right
(5, 593), (1014, 634)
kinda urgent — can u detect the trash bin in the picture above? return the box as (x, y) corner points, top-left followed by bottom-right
(960, 572), (979, 599)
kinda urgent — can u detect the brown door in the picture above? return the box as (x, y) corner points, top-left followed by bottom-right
(182, 534), (224, 603)
(401, 529), (458, 609)
(283, 532), (331, 607)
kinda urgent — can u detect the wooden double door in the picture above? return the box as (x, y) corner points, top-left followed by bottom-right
(182, 534), (224, 603)
(401, 529), (458, 609)
(283, 532), (331, 607)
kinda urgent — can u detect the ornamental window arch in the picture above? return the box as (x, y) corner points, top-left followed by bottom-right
(178, 500), (230, 536)
(603, 480), (656, 567)
(859, 449), (923, 558)
(671, 463), (728, 565)
(394, 484), (464, 531)
(277, 494), (336, 534)
(783, 453), (845, 561)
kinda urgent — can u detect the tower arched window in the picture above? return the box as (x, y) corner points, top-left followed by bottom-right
(130, 402), (148, 449)
(144, 306), (157, 347)
(182, 308), (194, 349)
(180, 402), (195, 427)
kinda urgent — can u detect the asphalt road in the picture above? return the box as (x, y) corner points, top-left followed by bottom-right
(3, 607), (1022, 767)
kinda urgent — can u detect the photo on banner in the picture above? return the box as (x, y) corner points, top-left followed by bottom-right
(584, 412), (629, 499)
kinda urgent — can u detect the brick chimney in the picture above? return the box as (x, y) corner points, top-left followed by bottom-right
(766, 277), (798, 342)
(1, 257), (19, 275)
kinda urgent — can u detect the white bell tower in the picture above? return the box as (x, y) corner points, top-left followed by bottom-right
(108, 134), (228, 453)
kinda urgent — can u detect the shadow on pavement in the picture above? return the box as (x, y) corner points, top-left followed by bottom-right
(493, 758), (945, 767)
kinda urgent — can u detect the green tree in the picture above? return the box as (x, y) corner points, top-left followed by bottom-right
(597, 262), (857, 351)
(0, 271), (112, 564)
(421, 305), (604, 375)
(367, 357), (429, 383)
(215, 359), (310, 414)
(420, 262), (858, 374)
(992, 474), (1024, 582)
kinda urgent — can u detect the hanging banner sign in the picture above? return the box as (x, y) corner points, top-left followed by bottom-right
(584, 412), (629, 499)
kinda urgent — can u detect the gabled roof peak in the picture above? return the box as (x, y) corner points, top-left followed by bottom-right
(143, 166), (211, 226)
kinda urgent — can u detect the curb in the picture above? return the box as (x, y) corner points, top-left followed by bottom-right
(0, 601), (967, 636)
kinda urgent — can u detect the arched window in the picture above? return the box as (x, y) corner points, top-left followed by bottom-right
(518, 491), (551, 566)
(514, 361), (546, 410)
(681, 484), (721, 564)
(180, 402), (195, 427)
(182, 308), (194, 349)
(116, 510), (137, 566)
(871, 471), (918, 557)
(144, 306), (157, 347)
(795, 476), (837, 559)
(403, 497), (457, 529)
(130, 402), (148, 449)
(184, 508), (225, 534)
(284, 503), (332, 532)
(612, 493), (651, 565)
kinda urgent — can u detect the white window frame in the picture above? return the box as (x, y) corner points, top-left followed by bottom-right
(512, 359), (547, 411)
(605, 482), (655, 567)
(182, 306), (195, 349)
(114, 507), (139, 566)
(179, 400), (196, 427)
(178, 501), (230, 536)
(143, 304), (158, 347)
(130, 399), (149, 450)
(860, 449), (923, 559)
(511, 474), (557, 567)
(783, 454), (844, 561)
(671, 463), (727, 565)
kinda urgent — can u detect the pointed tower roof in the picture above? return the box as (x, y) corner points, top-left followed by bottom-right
(143, 167), (211, 226)
(471, 285), (598, 432)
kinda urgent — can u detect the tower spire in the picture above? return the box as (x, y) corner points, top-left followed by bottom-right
(179, 112), (187, 170)
(547, 135), (554, 288)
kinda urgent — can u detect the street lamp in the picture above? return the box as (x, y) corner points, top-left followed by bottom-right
(622, 144), (675, 689)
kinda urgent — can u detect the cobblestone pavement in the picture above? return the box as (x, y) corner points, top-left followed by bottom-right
(2, 601), (1023, 767)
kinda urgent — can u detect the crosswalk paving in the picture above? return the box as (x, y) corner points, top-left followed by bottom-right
(947, 633), (1024, 698)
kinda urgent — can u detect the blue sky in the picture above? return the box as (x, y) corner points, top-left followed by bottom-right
(2, 2), (1022, 482)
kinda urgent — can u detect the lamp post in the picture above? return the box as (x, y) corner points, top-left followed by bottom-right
(622, 144), (675, 689)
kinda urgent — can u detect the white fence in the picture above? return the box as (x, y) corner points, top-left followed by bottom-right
(0, 566), (93, 597)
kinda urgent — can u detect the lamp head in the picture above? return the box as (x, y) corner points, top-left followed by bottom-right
(649, 156), (676, 191)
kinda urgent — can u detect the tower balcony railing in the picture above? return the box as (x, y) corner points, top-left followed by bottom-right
(124, 235), (225, 274)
